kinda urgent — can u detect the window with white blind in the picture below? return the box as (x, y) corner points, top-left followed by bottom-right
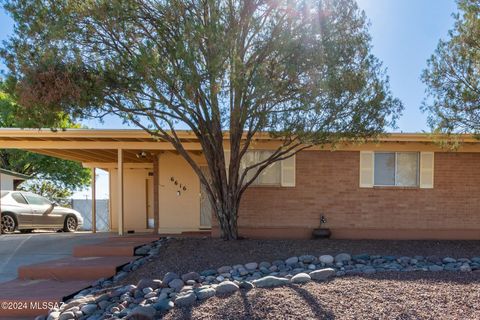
(360, 151), (434, 188)
(225, 150), (296, 187)
(241, 151), (281, 186)
(374, 152), (419, 187)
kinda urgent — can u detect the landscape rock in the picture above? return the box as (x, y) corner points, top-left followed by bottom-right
(216, 281), (239, 294)
(429, 265), (444, 272)
(174, 292), (197, 307)
(285, 257), (299, 265)
(137, 279), (160, 290)
(196, 287), (216, 300)
(253, 276), (289, 288)
(245, 262), (258, 270)
(310, 268), (336, 281)
(47, 312), (61, 320)
(162, 272), (179, 285)
(168, 279), (185, 291)
(144, 291), (157, 299)
(291, 273), (311, 283)
(319, 255), (334, 264)
(334, 253), (351, 263)
(153, 299), (174, 312)
(58, 312), (75, 320)
(200, 269), (217, 277)
(217, 266), (232, 274)
(460, 264), (472, 272)
(239, 281), (255, 290)
(181, 272), (200, 282)
(142, 287), (153, 295)
(299, 255), (316, 264)
(80, 304), (97, 315)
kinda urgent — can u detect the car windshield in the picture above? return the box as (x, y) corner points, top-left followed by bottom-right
(0, 191), (8, 198)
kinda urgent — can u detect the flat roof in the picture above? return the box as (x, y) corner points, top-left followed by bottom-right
(0, 128), (477, 141)
(0, 128), (478, 165)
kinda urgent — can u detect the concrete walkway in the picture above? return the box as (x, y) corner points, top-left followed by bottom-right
(0, 232), (111, 283)
(0, 232), (159, 318)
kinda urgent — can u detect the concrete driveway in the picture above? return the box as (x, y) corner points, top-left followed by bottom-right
(0, 231), (111, 283)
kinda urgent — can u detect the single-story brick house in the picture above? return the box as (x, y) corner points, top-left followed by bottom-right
(0, 128), (478, 240)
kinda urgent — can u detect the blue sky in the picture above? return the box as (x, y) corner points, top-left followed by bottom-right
(0, 0), (457, 132)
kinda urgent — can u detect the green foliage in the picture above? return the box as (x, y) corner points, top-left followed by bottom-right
(1, 0), (402, 239)
(422, 0), (480, 134)
(2, 0), (402, 140)
(19, 180), (73, 206)
(0, 80), (91, 191)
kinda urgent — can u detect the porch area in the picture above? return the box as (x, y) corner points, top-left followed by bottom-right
(0, 129), (214, 236)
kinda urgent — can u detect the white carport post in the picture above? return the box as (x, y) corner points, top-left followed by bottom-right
(91, 167), (97, 233)
(117, 149), (124, 236)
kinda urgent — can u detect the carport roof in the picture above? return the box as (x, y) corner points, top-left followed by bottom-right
(0, 129), (202, 164)
(0, 128), (478, 164)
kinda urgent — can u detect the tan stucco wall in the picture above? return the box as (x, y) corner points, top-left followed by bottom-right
(107, 152), (205, 234)
(110, 167), (152, 232)
(158, 152), (203, 233)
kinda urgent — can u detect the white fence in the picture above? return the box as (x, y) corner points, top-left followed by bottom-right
(71, 199), (110, 231)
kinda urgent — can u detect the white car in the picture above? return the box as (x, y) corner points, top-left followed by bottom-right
(0, 191), (84, 233)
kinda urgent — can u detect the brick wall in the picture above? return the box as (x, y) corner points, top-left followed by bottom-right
(234, 151), (480, 239)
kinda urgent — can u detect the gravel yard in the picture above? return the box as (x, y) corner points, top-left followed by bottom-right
(164, 272), (480, 320)
(98, 238), (480, 319)
(122, 238), (480, 284)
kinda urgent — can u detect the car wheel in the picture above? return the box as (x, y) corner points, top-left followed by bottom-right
(63, 215), (78, 232)
(1, 213), (17, 234)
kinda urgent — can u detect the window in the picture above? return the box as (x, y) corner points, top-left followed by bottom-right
(11, 192), (28, 204)
(374, 152), (419, 187)
(224, 150), (295, 187)
(241, 151), (282, 186)
(23, 193), (52, 205)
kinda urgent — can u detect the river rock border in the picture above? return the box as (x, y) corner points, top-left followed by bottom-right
(42, 239), (480, 320)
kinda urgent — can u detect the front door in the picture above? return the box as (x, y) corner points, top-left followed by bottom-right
(146, 178), (154, 229)
(199, 167), (213, 228)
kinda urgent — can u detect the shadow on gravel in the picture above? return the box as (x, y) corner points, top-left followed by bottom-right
(240, 290), (254, 319)
(286, 285), (335, 320)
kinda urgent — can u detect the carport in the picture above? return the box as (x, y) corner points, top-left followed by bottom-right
(0, 129), (204, 235)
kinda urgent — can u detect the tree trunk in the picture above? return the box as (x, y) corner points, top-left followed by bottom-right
(214, 197), (239, 240)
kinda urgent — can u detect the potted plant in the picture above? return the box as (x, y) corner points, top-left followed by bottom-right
(312, 215), (331, 239)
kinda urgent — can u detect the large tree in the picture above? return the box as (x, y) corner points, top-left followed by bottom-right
(422, 0), (480, 133)
(0, 79), (91, 195)
(2, 0), (402, 239)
